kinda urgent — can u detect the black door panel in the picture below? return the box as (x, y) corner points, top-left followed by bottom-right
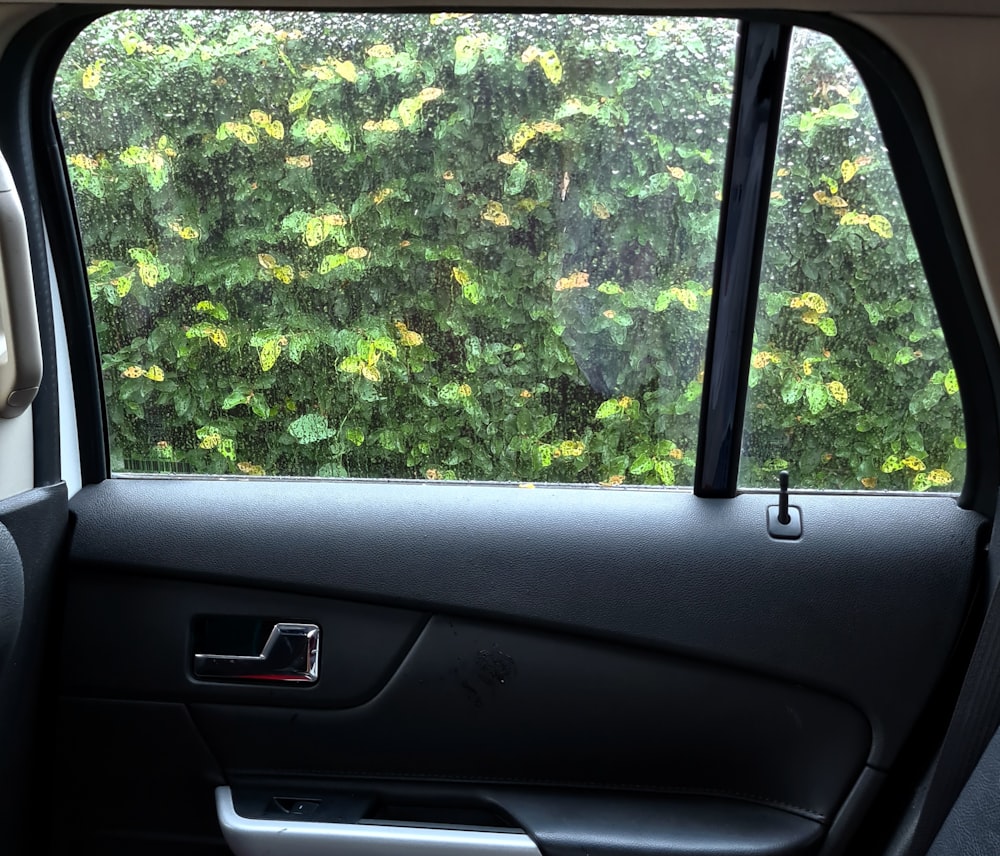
(189, 612), (867, 818)
(52, 478), (984, 854)
(68, 479), (983, 768)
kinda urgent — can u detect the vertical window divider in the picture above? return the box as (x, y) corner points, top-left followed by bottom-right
(694, 21), (791, 498)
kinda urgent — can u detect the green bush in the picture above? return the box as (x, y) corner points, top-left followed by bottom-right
(54, 11), (964, 490)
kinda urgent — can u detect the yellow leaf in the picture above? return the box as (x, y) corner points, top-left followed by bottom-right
(209, 328), (228, 349)
(667, 166), (685, 179)
(259, 339), (281, 372)
(373, 187), (393, 204)
(860, 477), (877, 489)
(273, 265), (294, 284)
(361, 364), (382, 382)
(418, 87), (443, 102)
(82, 60), (104, 90)
(592, 202), (611, 219)
(249, 110), (270, 126)
(237, 462), (265, 475)
(144, 365), (165, 382)
(458, 383), (472, 397)
(121, 365), (144, 379)
(334, 59), (357, 82)
(346, 246), (368, 260)
(178, 226), (199, 240)
(532, 120), (563, 134)
(813, 191), (829, 205)
(537, 50), (563, 84)
(137, 262), (160, 288)
(826, 380), (848, 404)
(902, 455), (926, 472)
(366, 44), (395, 59)
(668, 286), (698, 310)
(452, 267), (470, 286)
(511, 124), (536, 152)
(841, 159), (857, 183)
(802, 309), (820, 325)
(400, 330), (423, 347)
(304, 217), (329, 247)
(926, 469), (953, 486)
(199, 432), (221, 450)
(800, 291), (828, 313)
(840, 211), (869, 226)
(305, 118), (328, 138)
(868, 214), (893, 239)
(232, 124), (258, 145)
(555, 271), (589, 291)
(257, 253), (276, 269)
(285, 155), (313, 168)
(520, 46), (541, 63)
(777, 167), (790, 177)
(324, 213), (347, 227)
(491, 213), (510, 227)
(113, 275), (133, 297)
(265, 120), (284, 140)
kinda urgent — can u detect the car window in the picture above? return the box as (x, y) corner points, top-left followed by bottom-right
(53, 12), (964, 490)
(740, 29), (964, 492)
(53, 11), (736, 484)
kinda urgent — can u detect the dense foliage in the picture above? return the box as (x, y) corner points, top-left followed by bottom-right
(54, 12), (964, 490)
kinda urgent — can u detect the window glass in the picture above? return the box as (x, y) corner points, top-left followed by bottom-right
(54, 12), (736, 482)
(741, 29), (965, 492)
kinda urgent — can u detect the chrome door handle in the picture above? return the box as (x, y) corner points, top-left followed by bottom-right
(194, 622), (320, 683)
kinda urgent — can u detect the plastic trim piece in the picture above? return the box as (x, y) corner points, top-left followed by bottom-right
(0, 149), (40, 419)
(695, 20), (790, 497)
(216, 787), (541, 856)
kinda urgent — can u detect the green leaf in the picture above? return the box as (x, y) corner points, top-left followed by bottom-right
(454, 35), (480, 75)
(288, 413), (335, 444)
(828, 103), (859, 120)
(806, 383), (828, 415)
(288, 88), (312, 112)
(595, 399), (619, 419)
(504, 161), (528, 196)
(222, 388), (250, 410)
(629, 452), (654, 475)
(398, 96), (422, 128)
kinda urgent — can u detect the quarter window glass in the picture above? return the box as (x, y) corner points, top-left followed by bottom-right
(740, 29), (965, 492)
(54, 12), (737, 482)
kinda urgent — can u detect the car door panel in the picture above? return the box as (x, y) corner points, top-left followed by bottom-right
(51, 477), (984, 854)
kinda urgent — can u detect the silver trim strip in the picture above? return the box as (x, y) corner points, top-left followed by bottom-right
(194, 622), (320, 683)
(216, 787), (541, 856)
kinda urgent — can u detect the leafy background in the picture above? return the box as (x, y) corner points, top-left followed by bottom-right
(53, 12), (964, 490)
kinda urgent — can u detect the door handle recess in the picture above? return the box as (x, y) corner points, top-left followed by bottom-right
(194, 622), (320, 683)
(216, 787), (541, 856)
